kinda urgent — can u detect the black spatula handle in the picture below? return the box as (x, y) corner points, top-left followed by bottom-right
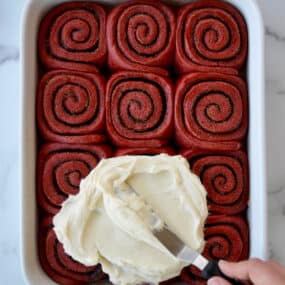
(202, 260), (243, 285)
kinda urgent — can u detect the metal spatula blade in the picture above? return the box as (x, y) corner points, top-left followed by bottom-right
(154, 226), (243, 285)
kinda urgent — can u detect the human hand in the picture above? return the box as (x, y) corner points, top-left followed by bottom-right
(207, 259), (285, 285)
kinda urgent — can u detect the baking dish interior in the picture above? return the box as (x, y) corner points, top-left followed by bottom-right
(20, 0), (267, 284)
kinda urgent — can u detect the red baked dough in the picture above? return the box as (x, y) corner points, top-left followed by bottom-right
(175, 0), (247, 75)
(107, 0), (176, 76)
(181, 215), (249, 285)
(181, 149), (249, 214)
(174, 73), (248, 151)
(38, 2), (106, 72)
(37, 143), (112, 214)
(39, 216), (106, 285)
(37, 70), (106, 144)
(115, 147), (176, 156)
(106, 71), (174, 147)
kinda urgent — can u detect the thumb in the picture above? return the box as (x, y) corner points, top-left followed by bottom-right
(207, 276), (231, 285)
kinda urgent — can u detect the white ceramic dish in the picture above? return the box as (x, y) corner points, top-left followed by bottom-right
(20, 0), (267, 284)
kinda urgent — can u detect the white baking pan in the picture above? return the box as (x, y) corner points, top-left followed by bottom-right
(20, 0), (267, 284)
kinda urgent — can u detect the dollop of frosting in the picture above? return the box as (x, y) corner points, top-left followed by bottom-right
(53, 154), (208, 285)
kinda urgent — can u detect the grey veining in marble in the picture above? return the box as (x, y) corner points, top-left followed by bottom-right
(0, 0), (285, 284)
(266, 26), (285, 43)
(0, 46), (19, 64)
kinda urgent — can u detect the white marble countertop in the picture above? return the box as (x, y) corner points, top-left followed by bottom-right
(0, 0), (285, 284)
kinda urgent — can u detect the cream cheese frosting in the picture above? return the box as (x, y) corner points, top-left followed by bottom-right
(53, 154), (208, 285)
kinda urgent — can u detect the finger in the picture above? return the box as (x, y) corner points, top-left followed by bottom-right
(218, 260), (251, 280)
(220, 259), (285, 285)
(267, 260), (285, 279)
(219, 258), (272, 281)
(267, 259), (285, 274)
(207, 276), (231, 285)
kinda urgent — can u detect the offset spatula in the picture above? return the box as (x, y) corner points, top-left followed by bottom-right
(154, 226), (243, 285)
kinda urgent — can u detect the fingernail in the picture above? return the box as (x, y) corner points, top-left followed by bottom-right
(207, 278), (221, 285)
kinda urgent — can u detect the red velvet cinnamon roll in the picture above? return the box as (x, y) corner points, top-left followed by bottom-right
(107, 0), (176, 76)
(38, 2), (106, 72)
(37, 143), (112, 214)
(181, 149), (249, 214)
(39, 216), (106, 285)
(115, 147), (176, 156)
(175, 0), (247, 75)
(181, 215), (249, 285)
(37, 70), (106, 144)
(106, 71), (174, 147)
(175, 73), (248, 151)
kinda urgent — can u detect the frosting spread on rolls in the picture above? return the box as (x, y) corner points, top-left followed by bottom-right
(53, 154), (208, 285)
